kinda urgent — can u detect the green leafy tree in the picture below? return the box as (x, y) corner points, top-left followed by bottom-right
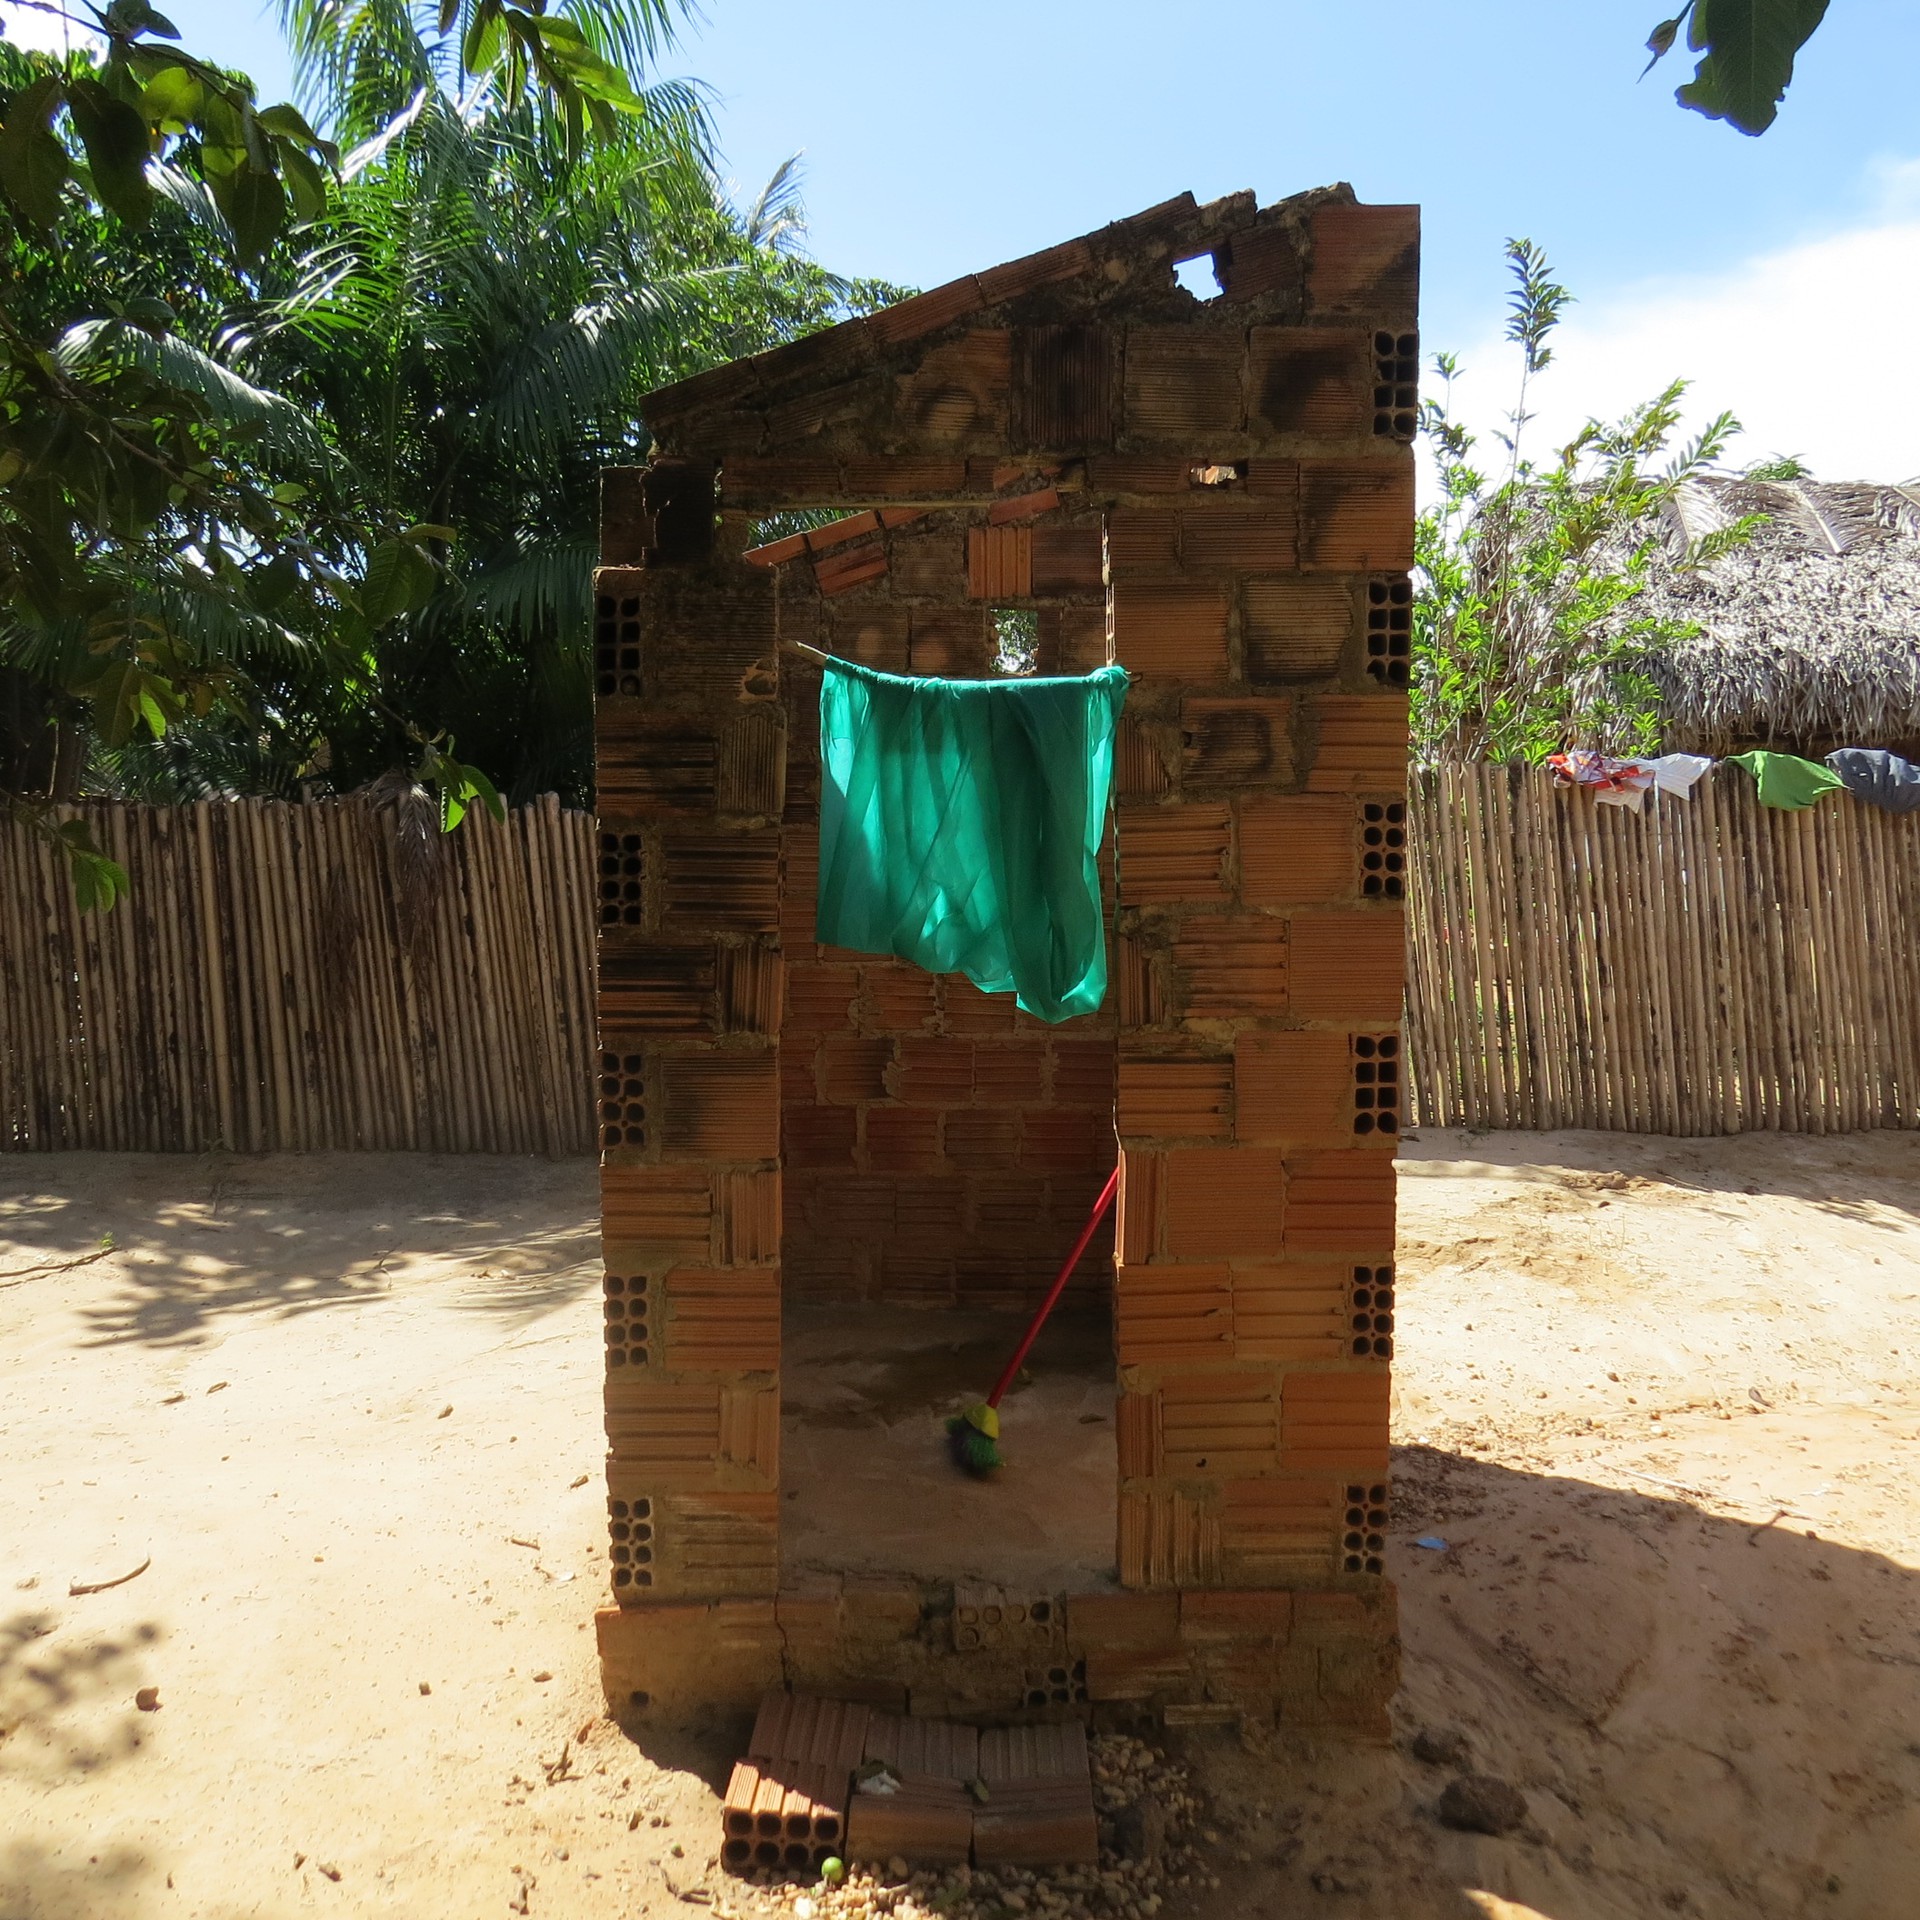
(1643, 0), (1830, 134)
(1413, 239), (1763, 765)
(1, 0), (900, 895)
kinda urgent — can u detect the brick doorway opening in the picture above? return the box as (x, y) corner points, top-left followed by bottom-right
(766, 499), (1122, 1604)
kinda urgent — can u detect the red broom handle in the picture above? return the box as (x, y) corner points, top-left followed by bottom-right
(985, 1164), (1121, 1411)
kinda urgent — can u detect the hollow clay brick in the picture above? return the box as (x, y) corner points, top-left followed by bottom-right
(1123, 329), (1245, 439)
(860, 963), (940, 1033)
(1246, 325), (1371, 436)
(1106, 509), (1180, 578)
(593, 726), (720, 816)
(1283, 1151), (1395, 1253)
(942, 1108), (1018, 1169)
(899, 333), (1013, 445)
(602, 1380), (721, 1471)
(1115, 935), (1166, 1028)
(1011, 323), (1115, 449)
(844, 1776), (972, 1867)
(1237, 795), (1355, 906)
(971, 1046), (1047, 1106)
(1114, 717), (1173, 801)
(863, 1712), (980, 1779)
(1115, 1264), (1232, 1364)
(1285, 911), (1402, 1020)
(864, 1105), (943, 1174)
(1018, 1110), (1110, 1174)
(1115, 805), (1231, 905)
(749, 1693), (872, 1772)
(1180, 697), (1294, 787)
(1280, 1371), (1391, 1472)
(842, 458), (973, 498)
(941, 976), (1019, 1035)
(599, 944), (716, 1032)
(1179, 1587), (1294, 1641)
(659, 833), (781, 933)
(979, 236), (1096, 305)
(983, 1728), (1090, 1781)
(1116, 1054), (1232, 1139)
(1158, 1372), (1282, 1475)
(968, 525), (1033, 599)
(1082, 1644), (1197, 1703)
(1221, 1478), (1342, 1582)
(1162, 1148), (1287, 1258)
(909, 609), (993, 678)
(893, 1036), (976, 1105)
(1029, 526), (1104, 595)
(1235, 1030), (1352, 1143)
(1067, 1590), (1180, 1652)
(1109, 582), (1230, 679)
(987, 486), (1061, 526)
(1242, 576), (1354, 683)
(655, 1491), (780, 1593)
(1049, 1039), (1116, 1108)
(1231, 1264), (1348, 1361)
(662, 1268), (781, 1374)
(1117, 1486), (1222, 1589)
(814, 546), (889, 598)
(827, 602), (913, 672)
(1116, 1150), (1164, 1264)
(1307, 203), (1419, 314)
(1170, 919), (1289, 1021)
(1298, 462), (1415, 572)
(601, 1164), (712, 1260)
(784, 963), (859, 1033)
(659, 1052), (780, 1160)
(1179, 506), (1297, 574)
(819, 1035), (893, 1105)
(722, 1756), (848, 1873)
(972, 1779), (1099, 1868)
(1217, 223), (1304, 304)
(1305, 694), (1410, 794)
(867, 276), (985, 348)
(717, 945), (783, 1034)
(719, 1170), (781, 1265)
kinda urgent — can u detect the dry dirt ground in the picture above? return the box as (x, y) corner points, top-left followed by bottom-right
(4, 1132), (1919, 1920)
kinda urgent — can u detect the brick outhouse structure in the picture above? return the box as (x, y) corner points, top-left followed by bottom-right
(593, 184), (1413, 1735)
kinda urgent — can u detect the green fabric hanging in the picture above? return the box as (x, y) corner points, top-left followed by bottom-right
(816, 660), (1129, 1023)
(1726, 750), (1845, 811)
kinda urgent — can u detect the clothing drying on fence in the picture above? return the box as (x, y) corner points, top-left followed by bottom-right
(1825, 748), (1920, 814)
(1649, 753), (1714, 798)
(815, 660), (1129, 1024)
(1545, 749), (1653, 807)
(1726, 750), (1845, 811)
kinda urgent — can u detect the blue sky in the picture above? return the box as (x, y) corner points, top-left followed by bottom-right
(13, 1), (1920, 476)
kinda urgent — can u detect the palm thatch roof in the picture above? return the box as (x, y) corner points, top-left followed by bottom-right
(1631, 477), (1920, 755)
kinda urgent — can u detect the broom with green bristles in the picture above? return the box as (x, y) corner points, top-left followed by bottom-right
(948, 1165), (1120, 1476)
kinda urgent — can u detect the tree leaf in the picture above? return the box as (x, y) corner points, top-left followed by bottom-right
(279, 141), (328, 223)
(357, 538), (437, 626)
(0, 76), (73, 232)
(208, 161), (287, 263)
(1675, 0), (1830, 135)
(68, 78), (155, 227)
(141, 64), (203, 135)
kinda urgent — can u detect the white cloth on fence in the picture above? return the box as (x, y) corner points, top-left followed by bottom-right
(1648, 753), (1714, 798)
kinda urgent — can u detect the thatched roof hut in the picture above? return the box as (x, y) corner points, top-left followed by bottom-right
(1631, 476), (1920, 757)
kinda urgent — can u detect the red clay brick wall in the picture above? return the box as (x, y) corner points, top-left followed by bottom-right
(594, 188), (1414, 1669)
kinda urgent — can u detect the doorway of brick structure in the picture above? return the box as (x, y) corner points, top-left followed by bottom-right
(762, 500), (1123, 1601)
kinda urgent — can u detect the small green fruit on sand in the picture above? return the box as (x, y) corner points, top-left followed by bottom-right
(819, 1857), (846, 1885)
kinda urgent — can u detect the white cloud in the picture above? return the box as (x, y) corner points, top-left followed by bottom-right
(1442, 195), (1920, 488)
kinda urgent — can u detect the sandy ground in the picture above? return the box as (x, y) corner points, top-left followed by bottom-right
(4, 1133), (1919, 1920)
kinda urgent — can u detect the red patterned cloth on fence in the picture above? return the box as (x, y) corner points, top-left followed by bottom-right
(1546, 749), (1657, 812)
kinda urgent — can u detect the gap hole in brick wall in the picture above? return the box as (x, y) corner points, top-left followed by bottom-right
(1173, 254), (1220, 299)
(991, 607), (1039, 676)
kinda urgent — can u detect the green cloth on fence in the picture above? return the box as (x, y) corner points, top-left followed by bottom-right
(816, 659), (1129, 1023)
(1726, 750), (1846, 811)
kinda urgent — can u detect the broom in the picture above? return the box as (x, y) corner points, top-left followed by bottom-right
(948, 1165), (1121, 1476)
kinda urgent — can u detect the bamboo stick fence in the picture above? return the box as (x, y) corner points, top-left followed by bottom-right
(1406, 763), (1920, 1134)
(7, 769), (1920, 1151)
(0, 796), (598, 1154)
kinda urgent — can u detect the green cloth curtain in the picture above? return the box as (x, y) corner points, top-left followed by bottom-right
(816, 660), (1129, 1023)
(1726, 750), (1845, 811)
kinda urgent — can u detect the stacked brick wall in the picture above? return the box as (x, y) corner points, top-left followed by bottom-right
(594, 184), (1413, 1733)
